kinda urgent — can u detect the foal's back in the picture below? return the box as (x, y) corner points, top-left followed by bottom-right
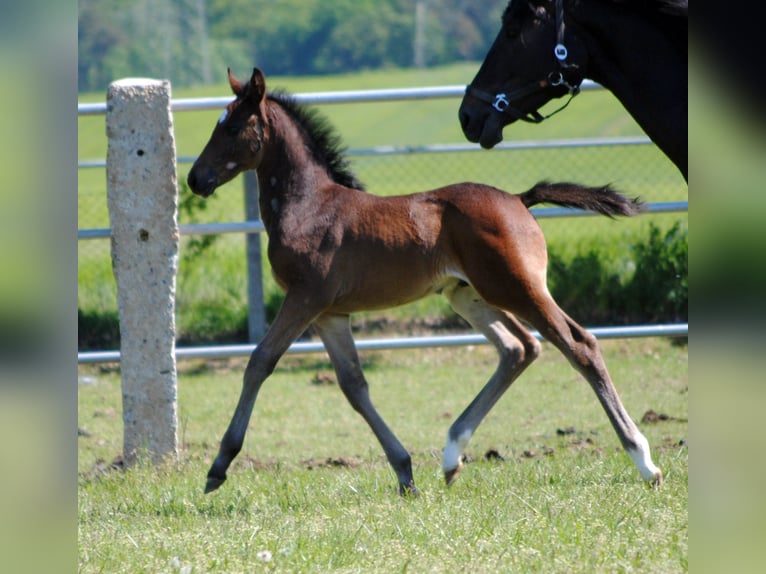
(328, 181), (535, 245)
(309, 181), (546, 315)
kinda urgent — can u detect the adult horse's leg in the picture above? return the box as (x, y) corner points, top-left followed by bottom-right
(313, 313), (418, 495)
(520, 292), (663, 486)
(205, 290), (321, 493)
(441, 282), (541, 485)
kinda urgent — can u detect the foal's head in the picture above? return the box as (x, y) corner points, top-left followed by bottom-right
(187, 68), (269, 197)
(459, 0), (586, 148)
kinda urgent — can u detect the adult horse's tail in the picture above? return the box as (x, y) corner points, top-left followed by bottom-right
(519, 181), (644, 218)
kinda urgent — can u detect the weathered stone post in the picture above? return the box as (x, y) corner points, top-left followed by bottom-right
(106, 78), (179, 466)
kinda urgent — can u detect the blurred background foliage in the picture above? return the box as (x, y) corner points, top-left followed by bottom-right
(78, 0), (506, 92)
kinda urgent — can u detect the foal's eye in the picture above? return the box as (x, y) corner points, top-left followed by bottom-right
(226, 123), (241, 137)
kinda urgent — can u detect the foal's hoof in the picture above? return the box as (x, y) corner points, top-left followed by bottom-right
(648, 469), (663, 489)
(399, 481), (419, 498)
(444, 463), (463, 487)
(204, 475), (226, 494)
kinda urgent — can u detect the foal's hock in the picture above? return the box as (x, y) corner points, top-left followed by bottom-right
(188, 67), (661, 496)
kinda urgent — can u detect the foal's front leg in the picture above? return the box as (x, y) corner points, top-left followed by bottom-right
(313, 313), (418, 496)
(205, 292), (320, 493)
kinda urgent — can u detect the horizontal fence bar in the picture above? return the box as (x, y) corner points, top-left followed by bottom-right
(77, 201), (687, 240)
(347, 136), (651, 157)
(80, 135), (651, 170)
(78, 221), (266, 240)
(78, 323), (688, 364)
(78, 81), (602, 116)
(530, 200), (688, 219)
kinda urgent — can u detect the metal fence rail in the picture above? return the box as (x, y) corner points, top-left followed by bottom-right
(78, 323), (688, 364)
(77, 200), (687, 241)
(77, 80), (602, 116)
(79, 134), (651, 170)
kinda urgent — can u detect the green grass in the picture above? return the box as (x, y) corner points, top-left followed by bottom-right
(78, 337), (688, 572)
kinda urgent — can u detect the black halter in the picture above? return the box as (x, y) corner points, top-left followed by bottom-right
(466, 0), (582, 124)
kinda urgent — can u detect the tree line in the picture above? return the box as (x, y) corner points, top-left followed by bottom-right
(78, 0), (507, 92)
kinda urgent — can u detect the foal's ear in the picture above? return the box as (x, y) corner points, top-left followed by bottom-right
(249, 68), (267, 103)
(227, 67), (243, 96)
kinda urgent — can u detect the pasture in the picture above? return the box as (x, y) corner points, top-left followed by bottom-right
(78, 338), (687, 572)
(78, 63), (687, 570)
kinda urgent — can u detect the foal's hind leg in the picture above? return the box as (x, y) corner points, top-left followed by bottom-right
(313, 313), (418, 495)
(521, 292), (663, 486)
(442, 282), (541, 486)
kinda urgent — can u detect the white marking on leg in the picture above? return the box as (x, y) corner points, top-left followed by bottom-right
(627, 431), (662, 482)
(443, 429), (472, 473)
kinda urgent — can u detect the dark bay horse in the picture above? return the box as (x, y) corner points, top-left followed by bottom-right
(188, 67), (662, 495)
(459, 0), (688, 180)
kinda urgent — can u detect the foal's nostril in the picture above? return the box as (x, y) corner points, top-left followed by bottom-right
(187, 170), (198, 190)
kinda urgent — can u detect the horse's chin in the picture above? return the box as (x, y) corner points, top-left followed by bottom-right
(187, 180), (215, 197)
(478, 118), (505, 149)
(188, 182), (218, 198)
(195, 188), (216, 198)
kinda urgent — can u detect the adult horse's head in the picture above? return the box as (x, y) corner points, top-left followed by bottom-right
(187, 68), (268, 197)
(459, 0), (586, 149)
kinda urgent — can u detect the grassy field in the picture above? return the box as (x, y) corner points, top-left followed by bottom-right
(77, 64), (687, 343)
(78, 337), (687, 572)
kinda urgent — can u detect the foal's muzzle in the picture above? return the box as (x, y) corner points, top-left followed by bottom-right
(187, 165), (218, 197)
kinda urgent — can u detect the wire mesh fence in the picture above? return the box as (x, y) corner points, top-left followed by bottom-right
(78, 91), (687, 351)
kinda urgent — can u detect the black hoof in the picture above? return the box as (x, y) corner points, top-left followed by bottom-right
(205, 474), (226, 494)
(444, 465), (461, 487)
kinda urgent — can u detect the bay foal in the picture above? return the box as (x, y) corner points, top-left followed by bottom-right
(188, 68), (662, 495)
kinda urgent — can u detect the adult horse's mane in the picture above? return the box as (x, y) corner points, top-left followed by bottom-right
(622, 0), (688, 51)
(604, 1), (687, 42)
(267, 90), (366, 191)
(504, 0), (687, 17)
(503, 1), (687, 50)
(575, 0), (687, 16)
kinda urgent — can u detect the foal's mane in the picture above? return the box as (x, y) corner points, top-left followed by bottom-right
(267, 91), (366, 191)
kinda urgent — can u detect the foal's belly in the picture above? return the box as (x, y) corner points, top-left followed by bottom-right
(328, 262), (465, 314)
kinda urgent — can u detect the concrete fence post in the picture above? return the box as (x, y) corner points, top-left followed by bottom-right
(106, 78), (179, 466)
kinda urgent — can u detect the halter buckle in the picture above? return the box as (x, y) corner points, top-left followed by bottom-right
(492, 93), (510, 112)
(548, 72), (565, 87)
(554, 43), (568, 62)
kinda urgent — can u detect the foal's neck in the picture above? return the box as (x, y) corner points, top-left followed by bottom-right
(255, 102), (335, 230)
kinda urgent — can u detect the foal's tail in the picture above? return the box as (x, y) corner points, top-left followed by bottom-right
(519, 181), (644, 218)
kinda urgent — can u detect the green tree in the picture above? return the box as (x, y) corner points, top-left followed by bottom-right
(78, 0), (508, 92)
